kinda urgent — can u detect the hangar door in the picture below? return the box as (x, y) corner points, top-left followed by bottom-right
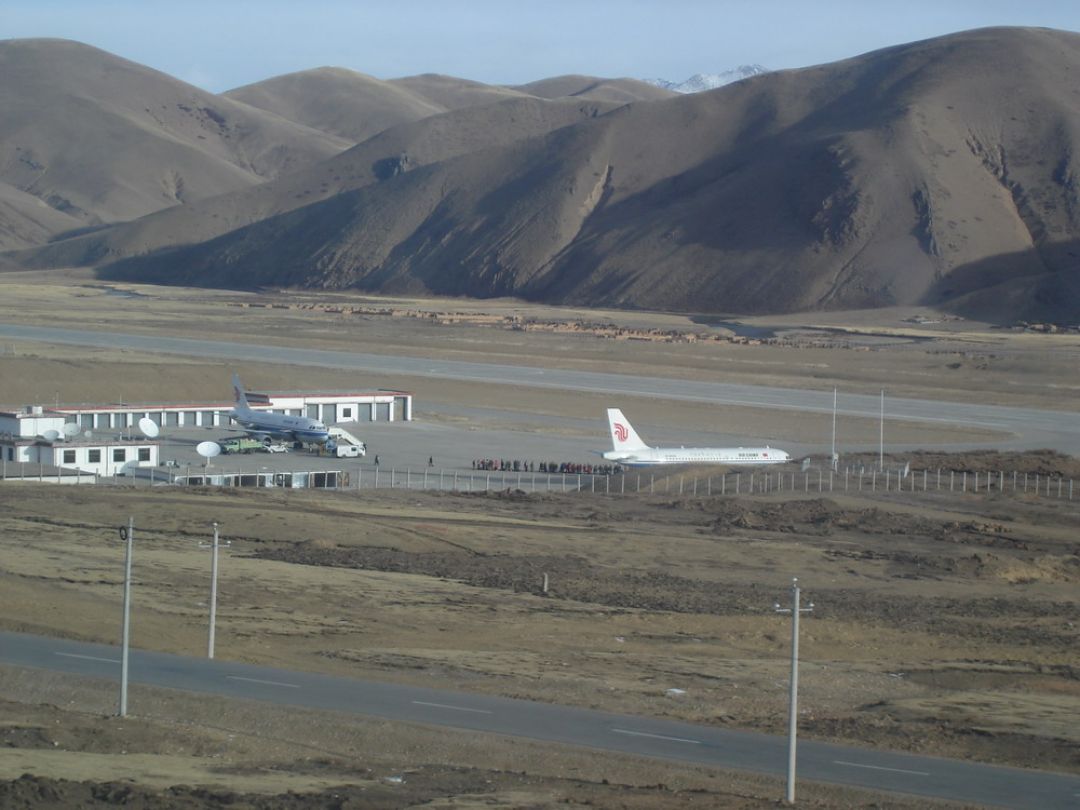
(376, 402), (391, 421)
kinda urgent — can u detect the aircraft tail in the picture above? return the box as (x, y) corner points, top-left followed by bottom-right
(607, 408), (649, 452)
(231, 373), (251, 410)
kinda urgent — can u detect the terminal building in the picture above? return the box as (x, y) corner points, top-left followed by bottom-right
(52, 388), (413, 432)
(1, 388), (412, 478)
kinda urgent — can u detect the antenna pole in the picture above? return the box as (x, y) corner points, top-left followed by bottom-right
(119, 516), (133, 716)
(208, 522), (219, 658)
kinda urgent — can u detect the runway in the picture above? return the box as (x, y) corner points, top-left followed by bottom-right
(2, 323), (1080, 454)
(2, 631), (1077, 809)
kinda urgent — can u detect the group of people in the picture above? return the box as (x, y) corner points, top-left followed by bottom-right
(472, 459), (621, 476)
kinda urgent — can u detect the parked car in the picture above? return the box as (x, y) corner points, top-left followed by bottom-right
(335, 444), (365, 458)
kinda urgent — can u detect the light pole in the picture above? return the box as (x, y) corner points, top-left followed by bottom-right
(118, 516), (134, 716)
(774, 577), (814, 804)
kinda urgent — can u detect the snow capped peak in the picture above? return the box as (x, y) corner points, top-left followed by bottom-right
(646, 65), (769, 94)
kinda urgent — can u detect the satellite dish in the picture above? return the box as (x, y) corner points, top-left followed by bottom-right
(83, 430), (93, 439)
(138, 417), (160, 438)
(42, 429), (60, 442)
(196, 441), (222, 459)
(62, 423), (81, 438)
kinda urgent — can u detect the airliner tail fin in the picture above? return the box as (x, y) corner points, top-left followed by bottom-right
(231, 373), (250, 410)
(607, 408), (649, 452)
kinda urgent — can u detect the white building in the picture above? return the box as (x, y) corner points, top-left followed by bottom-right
(0, 406), (159, 477)
(51, 389), (413, 432)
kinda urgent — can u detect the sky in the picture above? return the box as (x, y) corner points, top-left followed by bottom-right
(5, 0), (1080, 92)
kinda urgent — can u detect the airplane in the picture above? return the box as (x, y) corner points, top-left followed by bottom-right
(602, 408), (791, 467)
(228, 373), (333, 446)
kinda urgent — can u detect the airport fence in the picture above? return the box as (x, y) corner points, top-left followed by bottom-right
(323, 465), (1078, 502)
(3, 464), (1076, 502)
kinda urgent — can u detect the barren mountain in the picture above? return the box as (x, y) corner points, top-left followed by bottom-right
(0, 180), (82, 252)
(0, 39), (350, 247)
(386, 74), (529, 111)
(92, 27), (1080, 321)
(512, 75), (675, 104)
(225, 67), (446, 143)
(11, 96), (619, 269)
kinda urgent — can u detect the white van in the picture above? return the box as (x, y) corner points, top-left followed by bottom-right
(335, 444), (365, 458)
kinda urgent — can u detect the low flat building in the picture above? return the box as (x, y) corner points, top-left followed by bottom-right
(0, 406), (159, 477)
(51, 389), (413, 431)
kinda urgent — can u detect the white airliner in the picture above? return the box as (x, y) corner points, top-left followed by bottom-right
(602, 408), (790, 467)
(229, 373), (332, 446)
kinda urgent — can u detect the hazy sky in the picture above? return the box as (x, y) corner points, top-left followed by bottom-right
(6, 0), (1080, 91)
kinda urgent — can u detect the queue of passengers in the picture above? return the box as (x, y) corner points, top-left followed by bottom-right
(472, 459), (620, 475)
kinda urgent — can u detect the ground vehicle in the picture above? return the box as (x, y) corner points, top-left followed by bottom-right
(265, 443), (290, 454)
(220, 436), (266, 454)
(335, 444), (365, 458)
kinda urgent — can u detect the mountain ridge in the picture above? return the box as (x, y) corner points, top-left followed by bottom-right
(4, 28), (1080, 321)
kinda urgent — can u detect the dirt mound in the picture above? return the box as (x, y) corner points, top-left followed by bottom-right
(866, 449), (1080, 478)
(708, 498), (933, 535)
(0, 770), (489, 810)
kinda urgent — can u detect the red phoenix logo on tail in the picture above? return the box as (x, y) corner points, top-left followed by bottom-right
(614, 422), (628, 442)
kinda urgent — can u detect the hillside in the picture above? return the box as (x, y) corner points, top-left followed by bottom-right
(224, 67), (447, 143)
(225, 70), (667, 145)
(0, 39), (350, 249)
(92, 27), (1080, 321)
(10, 96), (620, 270)
(511, 75), (676, 104)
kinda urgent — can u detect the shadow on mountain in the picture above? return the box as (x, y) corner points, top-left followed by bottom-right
(924, 242), (1080, 324)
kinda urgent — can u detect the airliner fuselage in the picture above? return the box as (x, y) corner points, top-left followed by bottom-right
(603, 408), (790, 467)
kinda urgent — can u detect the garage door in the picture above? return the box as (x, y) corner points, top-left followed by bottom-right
(376, 403), (391, 421)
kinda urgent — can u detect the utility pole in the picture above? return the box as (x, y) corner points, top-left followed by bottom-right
(879, 389), (885, 471)
(118, 517), (134, 716)
(201, 522), (229, 659)
(774, 578), (814, 804)
(830, 387), (838, 470)
(208, 522), (219, 658)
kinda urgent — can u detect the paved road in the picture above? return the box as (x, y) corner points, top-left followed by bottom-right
(2, 323), (1080, 454)
(1, 631), (1077, 809)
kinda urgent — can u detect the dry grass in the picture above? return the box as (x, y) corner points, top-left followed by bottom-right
(0, 278), (1078, 805)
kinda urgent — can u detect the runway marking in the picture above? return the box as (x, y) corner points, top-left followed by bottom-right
(226, 675), (300, 688)
(611, 728), (702, 745)
(412, 700), (493, 714)
(55, 652), (120, 664)
(834, 760), (930, 776)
